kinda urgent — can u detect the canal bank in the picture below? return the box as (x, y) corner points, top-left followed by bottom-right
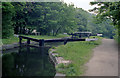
(49, 48), (71, 76)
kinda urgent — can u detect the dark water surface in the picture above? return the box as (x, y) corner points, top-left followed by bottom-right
(2, 42), (63, 77)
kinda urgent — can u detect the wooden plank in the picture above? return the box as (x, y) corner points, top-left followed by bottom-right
(67, 38), (85, 41)
(44, 38), (85, 42)
(44, 39), (65, 42)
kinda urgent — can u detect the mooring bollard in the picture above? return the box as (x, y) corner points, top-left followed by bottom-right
(39, 39), (44, 46)
(64, 39), (67, 45)
(19, 36), (22, 44)
(27, 39), (30, 45)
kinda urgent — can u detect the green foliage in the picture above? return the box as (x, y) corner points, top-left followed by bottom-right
(11, 2), (27, 34)
(75, 8), (88, 32)
(90, 19), (115, 38)
(90, 2), (120, 43)
(2, 2), (15, 38)
(51, 46), (56, 49)
(2, 2), (78, 37)
(54, 54), (61, 57)
(52, 51), (57, 53)
(2, 2), (115, 40)
(74, 7), (115, 39)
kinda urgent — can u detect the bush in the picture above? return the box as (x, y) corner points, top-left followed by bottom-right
(51, 46), (56, 49)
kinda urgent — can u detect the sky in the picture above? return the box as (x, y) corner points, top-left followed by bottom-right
(63, 0), (97, 12)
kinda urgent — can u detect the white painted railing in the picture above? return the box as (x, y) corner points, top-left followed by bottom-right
(86, 38), (98, 41)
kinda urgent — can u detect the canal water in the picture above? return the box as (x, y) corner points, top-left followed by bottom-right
(2, 42), (64, 77)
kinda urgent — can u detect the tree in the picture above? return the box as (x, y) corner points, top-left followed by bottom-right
(35, 2), (77, 36)
(89, 2), (120, 42)
(75, 8), (88, 32)
(2, 2), (15, 38)
(11, 2), (27, 34)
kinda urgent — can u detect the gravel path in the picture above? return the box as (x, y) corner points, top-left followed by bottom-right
(84, 39), (118, 76)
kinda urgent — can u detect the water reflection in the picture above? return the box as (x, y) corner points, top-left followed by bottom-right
(2, 45), (56, 77)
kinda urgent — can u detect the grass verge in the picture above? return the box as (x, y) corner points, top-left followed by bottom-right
(2, 36), (19, 45)
(22, 34), (70, 39)
(54, 36), (102, 76)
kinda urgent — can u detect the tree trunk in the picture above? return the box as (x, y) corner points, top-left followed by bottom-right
(19, 26), (22, 34)
(55, 27), (61, 36)
(52, 30), (55, 36)
(14, 26), (19, 34)
(22, 26), (26, 34)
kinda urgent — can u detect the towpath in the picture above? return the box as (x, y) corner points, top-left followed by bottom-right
(84, 39), (118, 76)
